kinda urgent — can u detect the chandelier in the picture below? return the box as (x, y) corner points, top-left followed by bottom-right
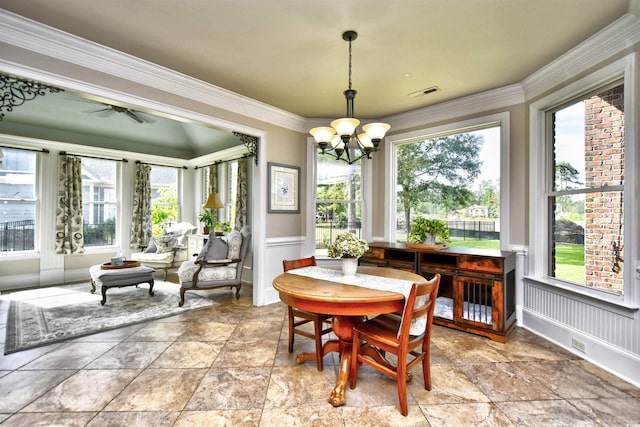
(310, 31), (390, 164)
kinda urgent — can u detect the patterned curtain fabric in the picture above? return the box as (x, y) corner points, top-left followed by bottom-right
(55, 155), (84, 254)
(235, 157), (248, 228)
(208, 164), (219, 224)
(130, 163), (152, 249)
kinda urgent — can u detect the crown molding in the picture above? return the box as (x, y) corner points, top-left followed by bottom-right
(0, 10), (306, 133)
(521, 13), (640, 100)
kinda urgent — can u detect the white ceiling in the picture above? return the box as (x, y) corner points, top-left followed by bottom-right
(0, 0), (632, 157)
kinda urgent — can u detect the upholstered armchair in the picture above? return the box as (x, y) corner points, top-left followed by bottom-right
(177, 225), (251, 306)
(131, 222), (197, 280)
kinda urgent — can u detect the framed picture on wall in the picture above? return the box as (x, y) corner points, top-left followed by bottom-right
(268, 162), (300, 213)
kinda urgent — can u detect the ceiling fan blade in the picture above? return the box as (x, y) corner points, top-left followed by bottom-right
(82, 107), (112, 114)
(125, 110), (144, 123)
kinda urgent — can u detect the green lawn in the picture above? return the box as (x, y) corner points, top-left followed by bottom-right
(450, 238), (585, 283)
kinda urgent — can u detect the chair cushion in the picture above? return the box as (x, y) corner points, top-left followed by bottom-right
(131, 251), (174, 264)
(196, 237), (228, 262)
(226, 230), (242, 259)
(144, 238), (157, 253)
(153, 235), (178, 253)
(178, 260), (237, 284)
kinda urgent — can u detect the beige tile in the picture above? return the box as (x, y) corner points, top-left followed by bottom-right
(573, 359), (640, 396)
(213, 339), (278, 367)
(1, 412), (97, 426)
(176, 321), (237, 341)
(86, 411), (180, 426)
(185, 367), (271, 410)
(230, 321), (282, 341)
(459, 362), (559, 402)
(0, 370), (75, 412)
(174, 409), (262, 426)
(260, 406), (345, 426)
(0, 344), (63, 370)
(264, 365), (338, 409)
(516, 360), (630, 399)
(71, 323), (147, 342)
(568, 397), (640, 426)
(125, 321), (187, 341)
(421, 402), (516, 427)
(21, 342), (115, 369)
(86, 341), (172, 369)
(21, 369), (140, 412)
(432, 330), (511, 364)
(495, 400), (598, 426)
(104, 368), (207, 411)
(151, 341), (224, 368)
(343, 405), (430, 426)
(409, 364), (490, 404)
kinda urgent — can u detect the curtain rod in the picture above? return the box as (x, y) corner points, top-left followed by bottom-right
(59, 151), (128, 162)
(0, 145), (49, 154)
(135, 160), (187, 170)
(194, 153), (253, 169)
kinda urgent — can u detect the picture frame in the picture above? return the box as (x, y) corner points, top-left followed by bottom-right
(268, 162), (300, 213)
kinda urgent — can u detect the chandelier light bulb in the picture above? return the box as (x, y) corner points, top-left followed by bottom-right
(362, 122), (391, 142)
(310, 127), (336, 144)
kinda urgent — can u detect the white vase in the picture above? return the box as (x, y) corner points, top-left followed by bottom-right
(341, 257), (358, 277)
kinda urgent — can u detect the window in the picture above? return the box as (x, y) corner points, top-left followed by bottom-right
(81, 158), (117, 247)
(314, 151), (363, 256)
(150, 165), (179, 235)
(547, 82), (625, 294)
(392, 124), (502, 250)
(0, 148), (36, 252)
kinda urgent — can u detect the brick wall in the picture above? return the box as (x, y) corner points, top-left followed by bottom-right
(583, 84), (624, 291)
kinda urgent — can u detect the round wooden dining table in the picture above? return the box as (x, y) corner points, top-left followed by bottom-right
(272, 266), (425, 407)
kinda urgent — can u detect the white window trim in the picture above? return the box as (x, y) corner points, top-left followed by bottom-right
(384, 112), (511, 248)
(305, 137), (373, 257)
(528, 53), (638, 308)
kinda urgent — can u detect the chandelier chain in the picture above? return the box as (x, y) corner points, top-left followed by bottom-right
(348, 37), (353, 91)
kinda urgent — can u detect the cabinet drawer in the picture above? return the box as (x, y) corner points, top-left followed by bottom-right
(458, 255), (503, 274)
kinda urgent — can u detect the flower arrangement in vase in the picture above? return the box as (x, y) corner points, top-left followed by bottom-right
(327, 232), (369, 277)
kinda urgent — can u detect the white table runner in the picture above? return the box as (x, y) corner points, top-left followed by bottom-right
(287, 266), (427, 336)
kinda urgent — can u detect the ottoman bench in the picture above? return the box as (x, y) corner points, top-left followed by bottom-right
(89, 264), (156, 305)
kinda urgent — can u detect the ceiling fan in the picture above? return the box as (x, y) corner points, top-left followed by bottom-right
(82, 102), (155, 124)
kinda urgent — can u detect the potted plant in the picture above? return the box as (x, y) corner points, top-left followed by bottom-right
(198, 210), (214, 234)
(326, 232), (369, 277)
(214, 221), (232, 236)
(407, 217), (451, 246)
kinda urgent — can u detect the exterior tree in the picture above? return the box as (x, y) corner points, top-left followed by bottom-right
(397, 134), (483, 231)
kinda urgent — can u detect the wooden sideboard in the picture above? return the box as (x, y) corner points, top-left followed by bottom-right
(360, 242), (516, 342)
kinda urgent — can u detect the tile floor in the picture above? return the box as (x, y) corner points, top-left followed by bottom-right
(0, 278), (638, 426)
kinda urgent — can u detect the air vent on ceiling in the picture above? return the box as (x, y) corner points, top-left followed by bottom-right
(408, 86), (440, 98)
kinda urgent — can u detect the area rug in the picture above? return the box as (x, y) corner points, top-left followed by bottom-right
(3, 281), (217, 354)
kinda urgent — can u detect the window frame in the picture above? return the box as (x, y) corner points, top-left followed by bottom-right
(80, 157), (119, 249)
(383, 112), (511, 248)
(0, 147), (38, 255)
(306, 137), (372, 257)
(149, 164), (182, 232)
(528, 53), (638, 308)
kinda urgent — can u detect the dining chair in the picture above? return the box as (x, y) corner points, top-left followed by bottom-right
(282, 256), (332, 371)
(349, 274), (440, 416)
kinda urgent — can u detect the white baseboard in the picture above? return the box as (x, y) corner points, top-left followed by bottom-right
(522, 309), (640, 388)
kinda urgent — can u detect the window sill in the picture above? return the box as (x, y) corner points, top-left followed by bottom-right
(523, 275), (639, 318)
(0, 251), (39, 261)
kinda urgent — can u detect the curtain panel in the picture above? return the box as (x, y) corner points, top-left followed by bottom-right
(208, 164), (219, 224)
(130, 163), (152, 249)
(235, 157), (248, 228)
(55, 155), (84, 254)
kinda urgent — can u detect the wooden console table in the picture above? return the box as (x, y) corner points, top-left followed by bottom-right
(360, 242), (516, 342)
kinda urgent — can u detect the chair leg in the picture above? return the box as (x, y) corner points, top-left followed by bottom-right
(314, 318), (324, 371)
(287, 307), (295, 354)
(179, 287), (186, 307)
(422, 351), (432, 391)
(235, 284), (241, 299)
(397, 356), (408, 416)
(162, 268), (168, 281)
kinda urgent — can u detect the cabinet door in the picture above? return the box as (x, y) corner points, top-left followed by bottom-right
(454, 275), (501, 331)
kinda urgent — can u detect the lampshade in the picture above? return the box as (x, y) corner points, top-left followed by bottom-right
(309, 127), (336, 144)
(331, 118), (360, 137)
(362, 122), (391, 141)
(203, 193), (224, 209)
